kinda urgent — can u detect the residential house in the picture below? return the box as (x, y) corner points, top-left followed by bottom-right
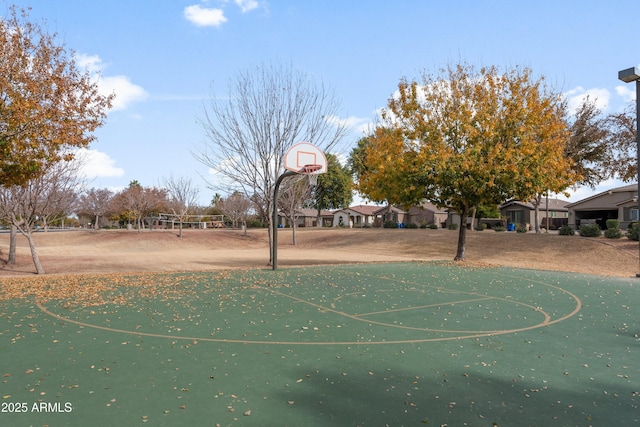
(566, 183), (638, 229)
(278, 208), (334, 228)
(406, 201), (448, 227)
(499, 198), (570, 230)
(332, 205), (379, 227)
(373, 205), (407, 227)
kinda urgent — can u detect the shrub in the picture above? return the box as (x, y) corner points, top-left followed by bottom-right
(474, 223), (487, 231)
(606, 219), (620, 230)
(516, 224), (528, 233)
(627, 222), (639, 241)
(558, 225), (575, 236)
(579, 224), (601, 237)
(406, 222), (418, 229)
(383, 221), (398, 228)
(448, 223), (458, 230)
(604, 228), (622, 239)
(428, 223), (439, 229)
(493, 226), (506, 232)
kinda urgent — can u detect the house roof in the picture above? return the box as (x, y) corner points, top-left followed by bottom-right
(500, 198), (570, 211)
(343, 205), (380, 216)
(407, 201), (448, 214)
(373, 205), (406, 215)
(565, 183), (638, 208)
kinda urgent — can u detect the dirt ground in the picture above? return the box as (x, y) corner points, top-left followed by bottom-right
(0, 227), (638, 278)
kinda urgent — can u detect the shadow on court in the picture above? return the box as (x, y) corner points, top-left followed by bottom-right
(0, 262), (638, 426)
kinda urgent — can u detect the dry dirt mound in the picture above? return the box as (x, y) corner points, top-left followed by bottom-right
(0, 227), (637, 278)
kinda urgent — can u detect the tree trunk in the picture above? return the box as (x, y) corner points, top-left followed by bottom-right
(179, 221), (183, 238)
(94, 213), (99, 230)
(8, 225), (17, 265)
(533, 194), (542, 234)
(470, 206), (477, 231)
(454, 205), (470, 261)
(292, 219), (297, 245)
(24, 231), (45, 274)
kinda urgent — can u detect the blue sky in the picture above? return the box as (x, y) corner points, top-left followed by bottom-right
(10, 0), (640, 205)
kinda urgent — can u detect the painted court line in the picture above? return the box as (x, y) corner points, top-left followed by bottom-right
(35, 267), (582, 345)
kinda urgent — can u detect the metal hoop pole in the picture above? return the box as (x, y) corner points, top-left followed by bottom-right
(272, 170), (297, 270)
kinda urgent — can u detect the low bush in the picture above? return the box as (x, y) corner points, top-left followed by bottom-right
(627, 222), (639, 241)
(493, 226), (506, 232)
(579, 224), (601, 237)
(383, 221), (398, 229)
(516, 224), (528, 233)
(558, 225), (575, 236)
(428, 223), (439, 229)
(604, 228), (622, 239)
(406, 222), (418, 229)
(606, 219), (620, 230)
(448, 223), (458, 230)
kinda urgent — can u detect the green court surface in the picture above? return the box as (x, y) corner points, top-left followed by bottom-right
(0, 262), (638, 426)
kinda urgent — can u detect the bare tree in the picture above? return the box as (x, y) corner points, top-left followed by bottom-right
(278, 176), (312, 245)
(194, 61), (346, 264)
(218, 192), (252, 235)
(604, 102), (637, 182)
(564, 97), (610, 188)
(77, 188), (114, 230)
(111, 182), (167, 231)
(163, 175), (200, 238)
(0, 160), (82, 274)
(37, 159), (83, 231)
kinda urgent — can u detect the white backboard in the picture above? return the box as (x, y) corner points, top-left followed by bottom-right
(283, 142), (328, 174)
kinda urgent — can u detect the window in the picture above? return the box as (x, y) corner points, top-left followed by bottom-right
(632, 208), (639, 221)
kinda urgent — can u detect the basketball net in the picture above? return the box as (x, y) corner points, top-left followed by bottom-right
(301, 164), (321, 186)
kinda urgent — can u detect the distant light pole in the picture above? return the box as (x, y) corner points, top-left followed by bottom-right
(618, 66), (640, 277)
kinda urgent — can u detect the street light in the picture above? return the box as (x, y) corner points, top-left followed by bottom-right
(618, 66), (640, 277)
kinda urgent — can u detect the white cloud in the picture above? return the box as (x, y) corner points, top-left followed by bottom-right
(74, 148), (125, 179)
(75, 53), (102, 73)
(235, 0), (259, 13)
(325, 114), (374, 136)
(615, 85), (636, 103)
(184, 4), (227, 27)
(564, 86), (610, 115)
(99, 75), (148, 111)
(75, 53), (148, 112)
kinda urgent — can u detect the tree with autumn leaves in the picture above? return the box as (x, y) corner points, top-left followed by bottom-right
(358, 64), (578, 260)
(0, 7), (113, 273)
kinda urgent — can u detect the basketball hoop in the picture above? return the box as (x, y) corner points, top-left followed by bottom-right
(273, 143), (328, 270)
(301, 164), (322, 186)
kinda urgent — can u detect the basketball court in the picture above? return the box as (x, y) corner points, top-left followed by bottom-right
(1, 261), (638, 426)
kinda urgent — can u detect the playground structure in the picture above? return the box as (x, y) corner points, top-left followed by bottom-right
(150, 213), (227, 229)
